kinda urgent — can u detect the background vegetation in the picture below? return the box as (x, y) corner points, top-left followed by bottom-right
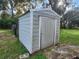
(0, 18), (18, 29)
(0, 0), (79, 59)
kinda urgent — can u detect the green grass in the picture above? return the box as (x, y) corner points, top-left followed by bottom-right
(0, 29), (46, 59)
(0, 29), (79, 59)
(29, 52), (47, 59)
(0, 29), (27, 59)
(60, 29), (79, 45)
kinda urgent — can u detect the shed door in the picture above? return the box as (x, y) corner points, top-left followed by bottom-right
(39, 16), (55, 49)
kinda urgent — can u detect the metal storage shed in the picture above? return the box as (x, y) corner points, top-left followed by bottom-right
(19, 8), (60, 54)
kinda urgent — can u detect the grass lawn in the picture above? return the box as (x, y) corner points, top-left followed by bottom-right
(0, 29), (47, 59)
(60, 29), (79, 45)
(0, 29), (79, 59)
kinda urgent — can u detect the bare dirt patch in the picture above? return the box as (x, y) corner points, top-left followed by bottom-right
(0, 30), (16, 40)
(43, 44), (79, 59)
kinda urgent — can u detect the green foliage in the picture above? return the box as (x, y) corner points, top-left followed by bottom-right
(61, 9), (79, 28)
(1, 12), (10, 19)
(0, 18), (18, 29)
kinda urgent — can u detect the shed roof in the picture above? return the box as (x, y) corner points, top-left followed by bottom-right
(19, 8), (60, 19)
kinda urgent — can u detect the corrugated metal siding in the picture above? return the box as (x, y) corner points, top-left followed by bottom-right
(19, 9), (60, 54)
(34, 10), (60, 19)
(32, 16), (40, 52)
(32, 10), (60, 52)
(19, 14), (32, 53)
(55, 19), (60, 43)
(40, 16), (55, 49)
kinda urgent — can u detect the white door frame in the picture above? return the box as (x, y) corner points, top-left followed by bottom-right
(39, 16), (42, 49)
(39, 16), (56, 49)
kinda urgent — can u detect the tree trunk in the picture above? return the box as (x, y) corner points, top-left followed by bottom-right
(9, 0), (14, 18)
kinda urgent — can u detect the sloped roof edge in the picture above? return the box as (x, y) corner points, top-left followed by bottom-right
(19, 8), (61, 19)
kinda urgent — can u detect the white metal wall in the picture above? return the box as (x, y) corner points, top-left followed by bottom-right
(19, 9), (60, 54)
(40, 16), (56, 49)
(32, 16), (59, 52)
(19, 13), (32, 53)
(55, 19), (60, 43)
(32, 16), (40, 52)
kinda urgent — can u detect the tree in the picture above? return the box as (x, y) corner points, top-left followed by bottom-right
(0, 0), (3, 10)
(49, 0), (71, 15)
(0, 0), (30, 17)
(0, 0), (72, 17)
(62, 7), (79, 28)
(9, 0), (30, 17)
(8, 0), (14, 18)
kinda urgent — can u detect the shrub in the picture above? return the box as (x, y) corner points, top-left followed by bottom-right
(0, 18), (18, 29)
